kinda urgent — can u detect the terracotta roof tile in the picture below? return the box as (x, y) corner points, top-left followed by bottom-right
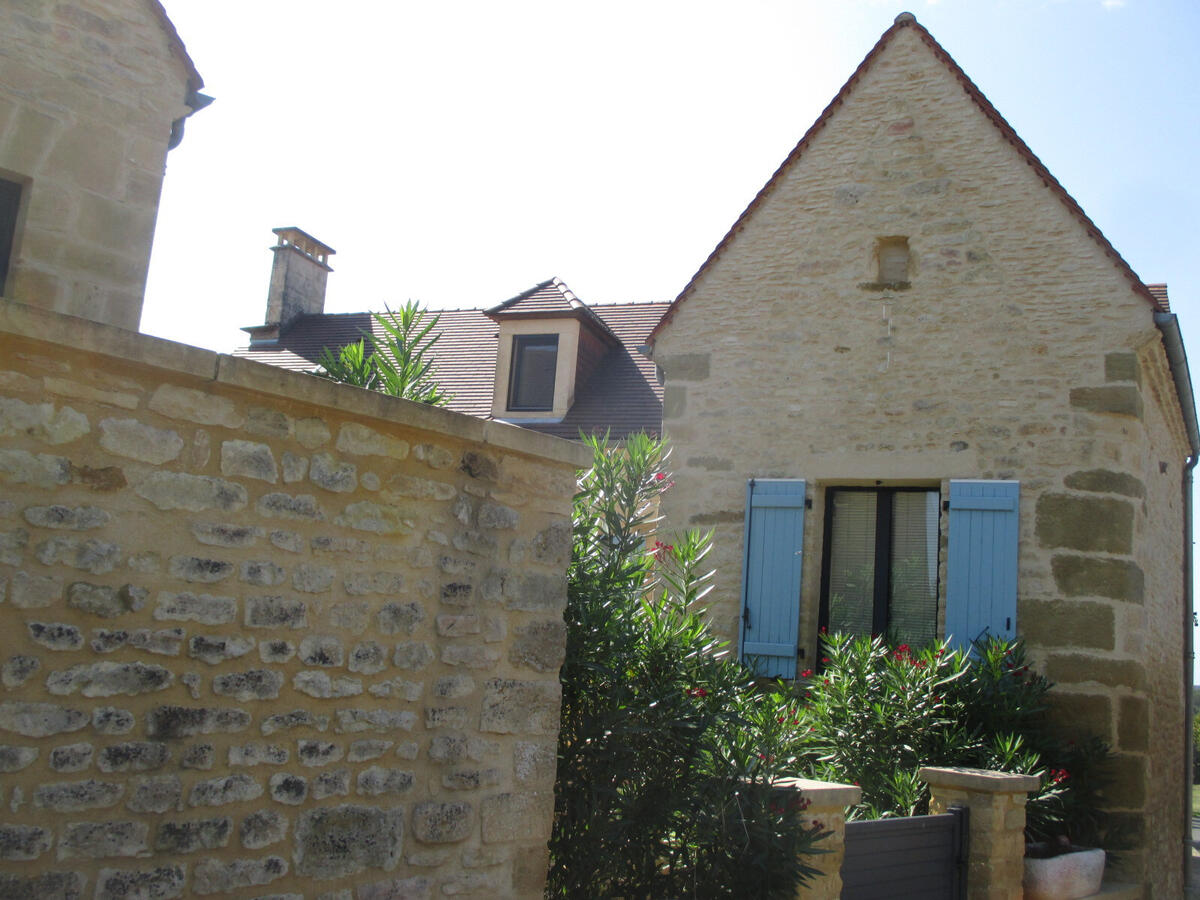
(648, 14), (1164, 343)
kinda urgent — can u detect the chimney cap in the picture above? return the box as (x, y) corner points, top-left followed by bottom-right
(271, 226), (336, 264)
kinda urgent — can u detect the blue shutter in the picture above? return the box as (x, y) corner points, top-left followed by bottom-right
(739, 479), (806, 678)
(945, 480), (1019, 652)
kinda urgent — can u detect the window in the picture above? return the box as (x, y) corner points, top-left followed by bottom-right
(739, 477), (1018, 678)
(819, 487), (939, 646)
(507, 334), (558, 411)
(876, 236), (910, 284)
(0, 177), (21, 295)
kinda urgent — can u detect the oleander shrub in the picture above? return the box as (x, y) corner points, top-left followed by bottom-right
(548, 434), (826, 899)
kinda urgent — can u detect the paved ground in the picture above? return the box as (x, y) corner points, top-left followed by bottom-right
(1190, 816), (1200, 898)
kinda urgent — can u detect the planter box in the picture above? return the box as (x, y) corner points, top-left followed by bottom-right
(1023, 845), (1105, 900)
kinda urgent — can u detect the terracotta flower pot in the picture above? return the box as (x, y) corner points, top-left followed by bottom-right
(1023, 844), (1105, 900)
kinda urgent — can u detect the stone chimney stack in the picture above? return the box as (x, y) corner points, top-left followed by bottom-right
(244, 227), (335, 345)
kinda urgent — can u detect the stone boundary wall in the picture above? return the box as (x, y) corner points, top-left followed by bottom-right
(0, 299), (589, 899)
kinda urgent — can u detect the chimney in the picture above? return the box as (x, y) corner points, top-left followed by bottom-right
(243, 227), (335, 345)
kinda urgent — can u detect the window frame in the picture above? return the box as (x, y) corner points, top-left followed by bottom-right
(0, 176), (23, 296)
(506, 332), (559, 412)
(817, 485), (942, 640)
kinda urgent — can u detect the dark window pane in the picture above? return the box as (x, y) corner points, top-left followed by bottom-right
(889, 491), (939, 646)
(827, 491), (876, 637)
(508, 334), (558, 411)
(0, 177), (21, 295)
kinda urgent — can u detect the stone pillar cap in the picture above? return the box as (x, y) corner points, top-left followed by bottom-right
(894, 12), (917, 25)
(773, 776), (862, 808)
(918, 766), (1040, 794)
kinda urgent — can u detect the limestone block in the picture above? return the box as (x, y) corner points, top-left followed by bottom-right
(1069, 385), (1142, 418)
(293, 563), (336, 593)
(294, 804), (405, 878)
(417, 443), (457, 470)
(481, 792), (551, 844)
(433, 675), (476, 699)
(378, 601), (425, 635)
(261, 710), (329, 736)
(0, 744), (38, 772)
(154, 589), (239, 624)
(46, 661), (172, 697)
(50, 742), (95, 772)
(126, 775), (183, 813)
(1035, 494), (1133, 553)
(240, 808), (288, 849)
(24, 504), (110, 530)
(293, 671), (362, 699)
(58, 821), (149, 859)
(337, 423), (410, 458)
(310, 453), (358, 493)
(0, 700), (89, 736)
(259, 640), (296, 664)
(145, 706), (251, 739)
(1, 654), (40, 687)
(394, 642), (436, 670)
(412, 801), (473, 843)
(0, 397), (89, 445)
(336, 501), (411, 534)
(36, 535), (120, 573)
(98, 417), (183, 463)
(334, 708), (416, 734)
(182, 743), (215, 770)
(97, 741), (169, 773)
(193, 856), (288, 894)
(270, 529), (305, 553)
(190, 522), (263, 547)
(245, 595), (308, 629)
(28, 621), (85, 650)
(189, 774), (263, 807)
(34, 778), (124, 811)
(241, 560), (286, 586)
(481, 679), (561, 734)
(154, 816), (232, 853)
(92, 706), (135, 735)
(268, 773), (308, 805)
(257, 492), (325, 520)
(368, 677), (423, 701)
(313, 768), (352, 799)
(94, 866), (185, 900)
(348, 740), (394, 762)
(212, 668), (284, 701)
(71, 581), (147, 617)
(356, 766), (414, 796)
(228, 743), (288, 767)
(0, 823), (52, 860)
(149, 384), (244, 428)
(1051, 555), (1144, 603)
(356, 876), (431, 900)
(220, 439), (278, 483)
(349, 641), (388, 674)
(1062, 469), (1145, 498)
(134, 471), (247, 512)
(188, 634), (255, 665)
(510, 620), (567, 672)
(0, 448), (70, 488)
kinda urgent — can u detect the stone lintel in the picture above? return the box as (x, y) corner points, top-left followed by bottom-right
(918, 766), (1039, 794)
(773, 776), (862, 809)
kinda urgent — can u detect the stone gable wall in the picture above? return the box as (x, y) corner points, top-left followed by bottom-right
(0, 0), (194, 330)
(653, 25), (1190, 893)
(0, 300), (586, 899)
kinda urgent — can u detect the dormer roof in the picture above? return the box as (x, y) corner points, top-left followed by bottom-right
(487, 277), (620, 345)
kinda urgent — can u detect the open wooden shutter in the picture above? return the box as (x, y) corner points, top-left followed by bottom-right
(945, 480), (1019, 651)
(740, 479), (805, 678)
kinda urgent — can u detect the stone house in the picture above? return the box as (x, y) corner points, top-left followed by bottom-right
(0, 0), (209, 330)
(648, 13), (1197, 895)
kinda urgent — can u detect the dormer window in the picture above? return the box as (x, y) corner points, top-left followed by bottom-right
(508, 334), (559, 411)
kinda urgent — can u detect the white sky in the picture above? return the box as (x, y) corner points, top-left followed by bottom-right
(145, 0), (1200, 672)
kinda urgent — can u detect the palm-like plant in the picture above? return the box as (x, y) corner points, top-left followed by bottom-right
(315, 301), (451, 406)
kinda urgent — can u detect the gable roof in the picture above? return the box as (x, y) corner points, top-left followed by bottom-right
(647, 12), (1163, 343)
(234, 293), (668, 441)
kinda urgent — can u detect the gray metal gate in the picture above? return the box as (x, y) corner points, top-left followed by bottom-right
(840, 806), (968, 899)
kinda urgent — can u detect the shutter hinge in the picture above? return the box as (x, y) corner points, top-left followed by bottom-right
(742, 607), (751, 628)
(805, 497), (812, 509)
(942, 499), (950, 512)
(797, 647), (805, 659)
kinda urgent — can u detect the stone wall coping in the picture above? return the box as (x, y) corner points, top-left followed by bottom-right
(0, 298), (593, 469)
(774, 776), (863, 808)
(918, 766), (1040, 794)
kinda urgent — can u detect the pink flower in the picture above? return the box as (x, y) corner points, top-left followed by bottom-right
(655, 473), (665, 481)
